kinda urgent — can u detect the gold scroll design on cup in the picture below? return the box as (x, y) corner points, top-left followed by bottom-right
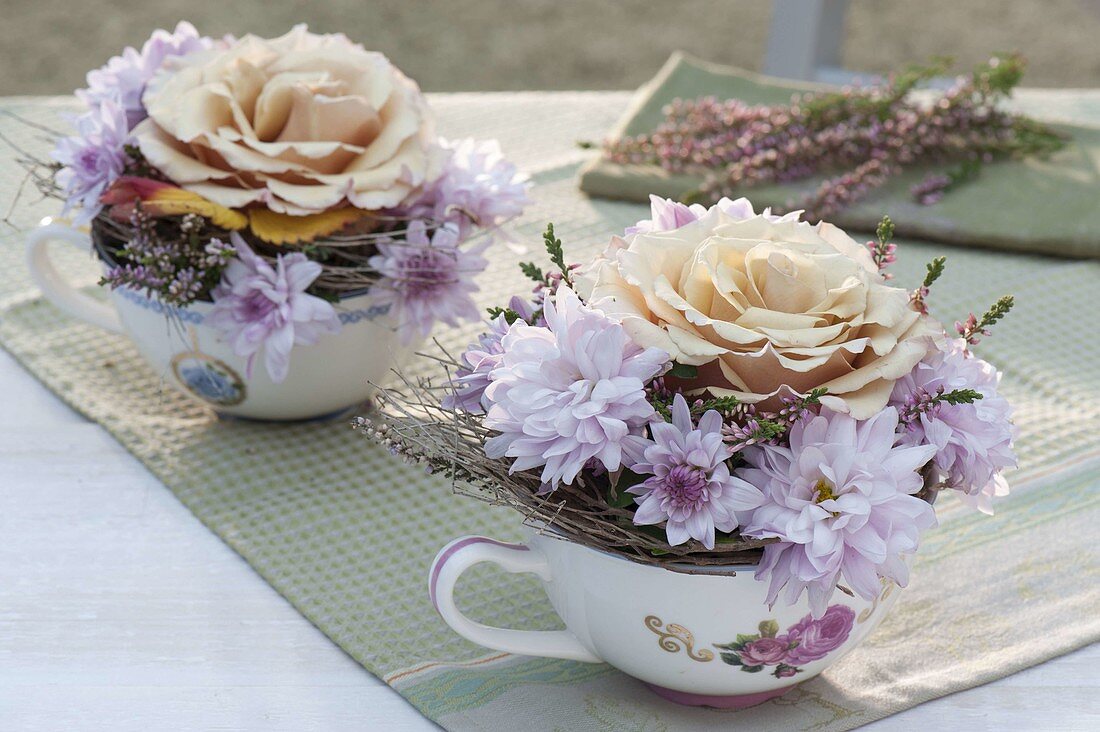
(857, 579), (897, 624)
(644, 615), (714, 662)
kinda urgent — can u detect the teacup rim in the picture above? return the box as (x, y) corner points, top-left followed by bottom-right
(526, 523), (763, 575)
(110, 282), (376, 310)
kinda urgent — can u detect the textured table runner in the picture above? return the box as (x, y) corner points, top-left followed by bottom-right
(1, 93), (1098, 731)
(579, 53), (1100, 260)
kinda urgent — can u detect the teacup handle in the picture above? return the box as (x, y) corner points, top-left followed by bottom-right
(429, 536), (601, 663)
(25, 217), (123, 334)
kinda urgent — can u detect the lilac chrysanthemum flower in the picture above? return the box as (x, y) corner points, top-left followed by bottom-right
(624, 195), (710, 235)
(625, 195), (798, 235)
(208, 232), (340, 383)
(627, 393), (763, 549)
(442, 296), (536, 413)
(402, 138), (529, 239)
(368, 221), (488, 344)
(483, 286), (670, 488)
(738, 407), (938, 616)
(890, 338), (1016, 514)
(51, 97), (133, 224)
(80, 21), (212, 129)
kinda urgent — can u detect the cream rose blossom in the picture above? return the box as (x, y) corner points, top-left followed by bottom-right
(132, 25), (443, 215)
(577, 200), (939, 419)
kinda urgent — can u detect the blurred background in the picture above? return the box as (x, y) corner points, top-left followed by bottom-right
(2, 0), (1099, 94)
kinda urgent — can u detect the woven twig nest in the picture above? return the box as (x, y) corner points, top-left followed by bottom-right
(362, 362), (942, 575)
(91, 212), (454, 302)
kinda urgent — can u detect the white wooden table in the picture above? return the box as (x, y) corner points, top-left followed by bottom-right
(1, 348), (1096, 730)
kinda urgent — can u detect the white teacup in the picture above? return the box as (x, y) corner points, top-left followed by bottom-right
(26, 218), (416, 421)
(430, 529), (900, 708)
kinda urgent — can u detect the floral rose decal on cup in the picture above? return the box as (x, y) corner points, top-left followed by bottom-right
(783, 604), (856, 665)
(576, 197), (939, 419)
(714, 604), (855, 678)
(133, 25), (444, 215)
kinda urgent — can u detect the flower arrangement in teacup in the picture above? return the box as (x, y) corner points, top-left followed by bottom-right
(22, 23), (527, 420)
(363, 197), (1017, 706)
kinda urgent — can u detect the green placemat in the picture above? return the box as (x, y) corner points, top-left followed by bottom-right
(579, 53), (1100, 260)
(2, 95), (1098, 731)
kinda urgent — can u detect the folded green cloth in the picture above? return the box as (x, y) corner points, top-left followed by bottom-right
(579, 53), (1100, 259)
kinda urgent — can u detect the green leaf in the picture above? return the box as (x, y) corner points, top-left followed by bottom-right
(758, 620), (779, 638)
(735, 633), (760, 646)
(693, 395), (741, 416)
(716, 651), (742, 666)
(938, 388), (984, 405)
(742, 665), (764, 674)
(606, 469), (643, 508)
(606, 490), (635, 509)
(542, 223), (570, 285)
(486, 306), (523, 325)
(518, 261), (545, 283)
(668, 362), (698, 379)
(922, 256), (947, 290)
(979, 294), (1015, 330)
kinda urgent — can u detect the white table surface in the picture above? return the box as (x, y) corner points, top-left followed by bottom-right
(1, 344), (1096, 731)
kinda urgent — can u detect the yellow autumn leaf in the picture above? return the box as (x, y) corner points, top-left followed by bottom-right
(145, 188), (249, 230)
(248, 208), (368, 245)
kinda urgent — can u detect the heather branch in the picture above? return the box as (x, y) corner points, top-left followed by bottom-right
(956, 295), (1014, 346)
(604, 55), (1065, 220)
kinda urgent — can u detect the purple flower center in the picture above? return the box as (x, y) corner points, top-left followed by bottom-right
(240, 289), (278, 322)
(78, 148), (102, 172)
(398, 250), (456, 297)
(661, 464), (708, 508)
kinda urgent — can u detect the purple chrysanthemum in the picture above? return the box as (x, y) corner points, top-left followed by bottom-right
(401, 138), (529, 239)
(890, 338), (1016, 514)
(208, 233), (341, 383)
(627, 393), (763, 549)
(625, 195), (797, 235)
(442, 296), (536, 413)
(483, 286), (670, 488)
(51, 97), (133, 224)
(79, 21), (213, 129)
(738, 407), (938, 616)
(625, 195), (710, 235)
(442, 313), (510, 414)
(368, 221), (488, 344)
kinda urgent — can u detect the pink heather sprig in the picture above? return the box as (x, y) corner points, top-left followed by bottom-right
(720, 388), (828, 452)
(955, 295), (1014, 347)
(912, 159), (983, 206)
(516, 223), (583, 313)
(605, 55), (1065, 221)
(721, 414), (783, 451)
(866, 215), (898, 280)
(793, 157), (897, 222)
(910, 173), (951, 206)
(910, 256), (946, 315)
(100, 209), (236, 306)
(897, 385), (984, 429)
